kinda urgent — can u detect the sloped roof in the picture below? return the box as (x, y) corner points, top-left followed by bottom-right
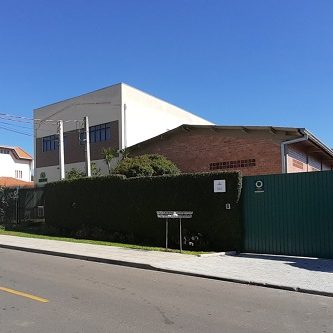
(0, 145), (32, 160)
(0, 177), (34, 188)
(129, 124), (333, 159)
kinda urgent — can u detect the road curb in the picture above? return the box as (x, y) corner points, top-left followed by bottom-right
(1, 243), (332, 298)
(0, 244), (154, 271)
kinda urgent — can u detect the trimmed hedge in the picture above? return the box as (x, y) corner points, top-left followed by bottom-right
(113, 154), (180, 178)
(45, 172), (242, 251)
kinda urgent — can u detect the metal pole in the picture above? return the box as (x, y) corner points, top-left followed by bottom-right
(57, 120), (65, 180)
(16, 193), (19, 224)
(123, 104), (127, 149)
(84, 116), (91, 177)
(179, 218), (182, 253)
(165, 218), (168, 249)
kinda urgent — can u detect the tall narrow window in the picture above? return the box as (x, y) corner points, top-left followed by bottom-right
(89, 122), (111, 143)
(42, 135), (59, 152)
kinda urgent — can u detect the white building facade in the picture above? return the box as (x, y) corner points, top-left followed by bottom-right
(34, 83), (213, 183)
(0, 146), (33, 182)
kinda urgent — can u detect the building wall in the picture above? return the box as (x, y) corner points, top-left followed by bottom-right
(35, 121), (119, 168)
(132, 128), (333, 176)
(34, 83), (213, 183)
(122, 84), (213, 148)
(34, 85), (122, 182)
(131, 128), (284, 176)
(286, 145), (332, 173)
(35, 158), (113, 183)
(0, 150), (31, 181)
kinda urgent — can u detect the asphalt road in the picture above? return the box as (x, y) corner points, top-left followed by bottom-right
(0, 248), (332, 333)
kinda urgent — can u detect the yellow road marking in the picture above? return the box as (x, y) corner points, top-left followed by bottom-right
(0, 286), (49, 303)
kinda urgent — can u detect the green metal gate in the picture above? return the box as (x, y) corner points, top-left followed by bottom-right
(242, 171), (333, 258)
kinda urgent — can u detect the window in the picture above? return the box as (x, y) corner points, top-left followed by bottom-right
(15, 170), (23, 179)
(210, 159), (256, 171)
(90, 123), (111, 143)
(0, 149), (9, 154)
(42, 135), (59, 152)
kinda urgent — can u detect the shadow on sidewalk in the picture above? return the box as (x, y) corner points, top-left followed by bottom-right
(229, 253), (333, 273)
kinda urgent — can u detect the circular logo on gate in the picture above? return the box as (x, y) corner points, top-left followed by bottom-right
(255, 180), (263, 189)
(255, 180), (264, 193)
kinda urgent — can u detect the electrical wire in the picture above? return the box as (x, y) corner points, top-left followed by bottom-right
(0, 120), (32, 130)
(0, 112), (34, 121)
(0, 112), (82, 124)
(0, 125), (32, 136)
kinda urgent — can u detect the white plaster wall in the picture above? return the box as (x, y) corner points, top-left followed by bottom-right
(121, 84), (213, 148)
(34, 84), (123, 181)
(0, 152), (32, 181)
(34, 84), (122, 138)
(15, 160), (32, 181)
(35, 157), (120, 183)
(33, 83), (213, 183)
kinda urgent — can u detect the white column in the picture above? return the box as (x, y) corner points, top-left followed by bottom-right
(84, 116), (91, 177)
(57, 120), (65, 180)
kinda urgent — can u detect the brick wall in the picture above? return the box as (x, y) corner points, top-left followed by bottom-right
(131, 128), (284, 176)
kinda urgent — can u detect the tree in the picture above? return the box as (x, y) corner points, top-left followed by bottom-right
(66, 163), (101, 180)
(101, 147), (118, 175)
(113, 154), (180, 178)
(0, 186), (7, 222)
(91, 162), (101, 177)
(66, 168), (86, 180)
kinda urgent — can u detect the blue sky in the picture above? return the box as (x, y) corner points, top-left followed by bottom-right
(0, 0), (332, 155)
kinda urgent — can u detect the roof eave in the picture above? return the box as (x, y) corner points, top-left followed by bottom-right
(301, 129), (333, 158)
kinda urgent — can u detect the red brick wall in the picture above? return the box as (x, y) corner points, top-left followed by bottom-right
(131, 128), (284, 176)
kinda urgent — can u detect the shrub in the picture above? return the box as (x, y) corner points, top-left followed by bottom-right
(45, 171), (242, 251)
(113, 154), (180, 178)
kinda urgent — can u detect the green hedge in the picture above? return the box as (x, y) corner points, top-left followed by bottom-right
(45, 172), (243, 251)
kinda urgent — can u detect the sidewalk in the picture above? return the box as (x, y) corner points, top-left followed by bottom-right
(0, 235), (332, 297)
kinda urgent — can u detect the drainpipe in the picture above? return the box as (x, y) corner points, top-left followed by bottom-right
(280, 130), (309, 174)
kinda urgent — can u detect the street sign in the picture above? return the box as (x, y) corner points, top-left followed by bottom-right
(156, 211), (193, 252)
(156, 211), (193, 219)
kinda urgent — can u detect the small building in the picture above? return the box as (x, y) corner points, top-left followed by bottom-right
(34, 83), (212, 183)
(129, 125), (333, 176)
(0, 145), (33, 183)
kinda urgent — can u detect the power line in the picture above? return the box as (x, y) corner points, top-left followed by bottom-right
(0, 125), (32, 136)
(0, 115), (32, 124)
(0, 120), (32, 130)
(0, 112), (34, 121)
(0, 112), (81, 124)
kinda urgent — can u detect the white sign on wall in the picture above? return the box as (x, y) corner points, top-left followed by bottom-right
(214, 179), (226, 193)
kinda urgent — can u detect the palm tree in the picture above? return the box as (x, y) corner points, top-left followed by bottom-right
(102, 147), (118, 174)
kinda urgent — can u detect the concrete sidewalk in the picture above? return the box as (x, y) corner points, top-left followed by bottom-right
(0, 235), (332, 297)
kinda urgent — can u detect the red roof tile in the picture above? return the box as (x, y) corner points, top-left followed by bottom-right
(0, 145), (32, 160)
(0, 177), (34, 188)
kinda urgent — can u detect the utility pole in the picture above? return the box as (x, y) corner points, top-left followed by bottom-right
(57, 120), (65, 180)
(84, 116), (91, 177)
(123, 103), (127, 149)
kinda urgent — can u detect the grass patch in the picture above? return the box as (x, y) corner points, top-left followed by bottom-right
(0, 229), (209, 255)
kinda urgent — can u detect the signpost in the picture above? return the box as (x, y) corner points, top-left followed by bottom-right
(156, 211), (193, 252)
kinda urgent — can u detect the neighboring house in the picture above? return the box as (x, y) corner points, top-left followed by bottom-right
(128, 125), (333, 176)
(0, 177), (34, 188)
(0, 146), (33, 184)
(34, 83), (213, 183)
